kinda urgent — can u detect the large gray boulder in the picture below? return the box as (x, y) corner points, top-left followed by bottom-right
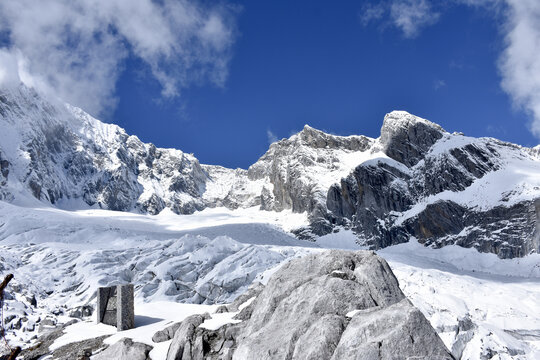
(93, 338), (152, 360)
(165, 250), (453, 360)
(166, 314), (210, 360)
(330, 300), (451, 360)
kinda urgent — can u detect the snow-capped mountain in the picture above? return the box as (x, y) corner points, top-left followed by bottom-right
(1, 84), (540, 359)
(1, 84), (539, 258)
(322, 112), (540, 258)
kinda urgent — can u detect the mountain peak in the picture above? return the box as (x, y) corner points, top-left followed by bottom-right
(383, 111), (445, 133)
(294, 124), (372, 152)
(380, 111), (446, 167)
(299, 124), (324, 136)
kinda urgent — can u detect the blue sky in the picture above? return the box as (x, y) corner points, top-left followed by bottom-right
(1, 0), (539, 169)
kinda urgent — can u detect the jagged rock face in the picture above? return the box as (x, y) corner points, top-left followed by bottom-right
(410, 141), (503, 197)
(404, 199), (540, 258)
(165, 251), (454, 360)
(0, 150), (10, 201)
(326, 160), (413, 245)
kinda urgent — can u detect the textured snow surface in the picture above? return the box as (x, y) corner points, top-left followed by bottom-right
(0, 202), (313, 348)
(0, 203), (539, 359)
(380, 240), (540, 359)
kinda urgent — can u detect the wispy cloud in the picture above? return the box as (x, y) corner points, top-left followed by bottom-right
(360, 0), (440, 38)
(267, 129), (278, 144)
(498, 0), (540, 138)
(433, 79), (446, 90)
(0, 0), (239, 117)
(359, 3), (386, 27)
(390, 0), (440, 38)
(486, 124), (507, 135)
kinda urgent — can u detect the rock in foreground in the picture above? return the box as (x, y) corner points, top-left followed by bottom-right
(165, 250), (454, 360)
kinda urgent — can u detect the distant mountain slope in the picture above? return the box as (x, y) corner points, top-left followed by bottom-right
(320, 112), (540, 258)
(1, 84), (539, 258)
(0, 85), (262, 214)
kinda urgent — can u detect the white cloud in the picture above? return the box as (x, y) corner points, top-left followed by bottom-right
(267, 129), (278, 144)
(359, 3), (386, 27)
(360, 1), (440, 38)
(498, 0), (540, 138)
(433, 79), (446, 90)
(0, 0), (238, 117)
(390, 0), (440, 38)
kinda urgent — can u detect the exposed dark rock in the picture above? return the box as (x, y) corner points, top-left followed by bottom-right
(404, 199), (540, 258)
(50, 335), (108, 360)
(19, 319), (78, 360)
(68, 305), (93, 319)
(320, 116), (540, 258)
(166, 314), (211, 360)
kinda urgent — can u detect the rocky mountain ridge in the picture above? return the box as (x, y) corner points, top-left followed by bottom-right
(1, 84), (539, 258)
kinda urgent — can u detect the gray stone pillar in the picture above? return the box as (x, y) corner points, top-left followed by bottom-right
(96, 284), (134, 331)
(97, 286), (117, 326)
(96, 287), (107, 325)
(117, 284), (134, 331)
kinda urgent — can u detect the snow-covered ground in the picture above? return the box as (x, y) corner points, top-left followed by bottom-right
(0, 203), (539, 359)
(379, 240), (540, 359)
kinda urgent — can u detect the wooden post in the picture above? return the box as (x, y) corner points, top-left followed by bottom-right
(0, 274), (14, 298)
(7, 346), (21, 360)
(1, 274), (18, 359)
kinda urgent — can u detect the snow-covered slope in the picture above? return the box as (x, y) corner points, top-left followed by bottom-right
(0, 201), (313, 346)
(0, 203), (538, 359)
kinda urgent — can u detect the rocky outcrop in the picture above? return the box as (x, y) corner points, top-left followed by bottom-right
(153, 322), (184, 343)
(404, 199), (540, 258)
(165, 251), (454, 360)
(17, 319), (107, 360)
(166, 314), (211, 360)
(0, 150), (10, 201)
(0, 86), (211, 214)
